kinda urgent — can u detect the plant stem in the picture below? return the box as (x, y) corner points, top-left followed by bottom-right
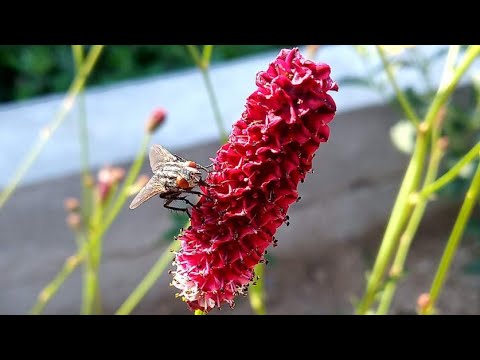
(72, 45), (99, 315)
(72, 45), (93, 224)
(420, 142), (480, 199)
(356, 141), (424, 314)
(80, 135), (150, 314)
(186, 45), (203, 68)
(420, 161), (480, 314)
(376, 137), (445, 314)
(376, 45), (421, 126)
(356, 45), (480, 314)
(0, 45), (104, 209)
(194, 310), (206, 315)
(200, 70), (228, 142)
(81, 195), (104, 315)
(423, 46), (480, 130)
(201, 45), (213, 68)
(115, 239), (182, 315)
(30, 251), (85, 315)
(102, 134), (151, 232)
(186, 45), (228, 142)
(30, 133), (150, 314)
(249, 263), (267, 315)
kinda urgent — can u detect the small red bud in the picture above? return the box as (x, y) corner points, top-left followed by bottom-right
(145, 108), (167, 134)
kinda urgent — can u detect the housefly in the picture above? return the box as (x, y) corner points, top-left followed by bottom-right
(129, 144), (210, 215)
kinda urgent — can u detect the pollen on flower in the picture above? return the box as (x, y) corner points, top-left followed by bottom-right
(170, 47), (338, 313)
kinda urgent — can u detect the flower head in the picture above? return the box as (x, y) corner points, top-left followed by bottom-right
(171, 48), (338, 312)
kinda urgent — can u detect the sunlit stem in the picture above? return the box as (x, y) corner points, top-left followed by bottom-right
(0, 45), (104, 209)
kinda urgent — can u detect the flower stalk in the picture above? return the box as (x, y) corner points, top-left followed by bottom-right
(420, 161), (480, 314)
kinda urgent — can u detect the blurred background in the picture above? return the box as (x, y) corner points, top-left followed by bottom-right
(0, 45), (479, 314)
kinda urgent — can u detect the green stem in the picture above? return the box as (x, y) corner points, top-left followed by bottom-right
(356, 45), (480, 315)
(200, 70), (228, 142)
(376, 138), (445, 314)
(421, 162), (480, 314)
(81, 135), (150, 314)
(194, 310), (206, 315)
(102, 134), (151, 232)
(249, 262), (267, 315)
(186, 45), (228, 142)
(30, 252), (85, 315)
(81, 263), (99, 315)
(72, 45), (93, 223)
(356, 140), (425, 314)
(115, 239), (182, 315)
(186, 45), (203, 68)
(423, 46), (480, 130)
(0, 45), (104, 209)
(420, 142), (480, 199)
(30, 133), (150, 314)
(81, 195), (104, 315)
(376, 46), (421, 126)
(201, 45), (213, 68)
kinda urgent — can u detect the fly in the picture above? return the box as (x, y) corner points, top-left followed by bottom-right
(129, 144), (211, 216)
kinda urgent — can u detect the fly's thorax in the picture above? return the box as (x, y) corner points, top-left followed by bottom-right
(182, 164), (201, 187)
(155, 161), (201, 190)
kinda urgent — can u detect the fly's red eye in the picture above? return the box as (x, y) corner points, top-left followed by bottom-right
(186, 161), (197, 168)
(176, 176), (190, 189)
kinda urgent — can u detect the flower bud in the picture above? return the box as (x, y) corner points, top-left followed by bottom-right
(417, 292), (431, 313)
(64, 197), (80, 212)
(145, 108), (167, 134)
(66, 213), (82, 231)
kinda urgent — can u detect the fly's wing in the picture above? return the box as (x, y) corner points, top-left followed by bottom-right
(150, 144), (176, 172)
(129, 176), (166, 210)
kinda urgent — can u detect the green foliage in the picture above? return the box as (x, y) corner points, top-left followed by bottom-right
(0, 45), (286, 103)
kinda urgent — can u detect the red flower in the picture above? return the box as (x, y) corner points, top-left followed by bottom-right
(171, 48), (338, 312)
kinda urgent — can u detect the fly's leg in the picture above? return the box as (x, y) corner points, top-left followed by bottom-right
(197, 163), (213, 173)
(175, 195), (196, 207)
(183, 189), (204, 197)
(163, 198), (191, 217)
(183, 188), (215, 203)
